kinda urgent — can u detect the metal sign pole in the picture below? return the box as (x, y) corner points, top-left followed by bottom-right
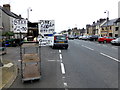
(20, 31), (23, 78)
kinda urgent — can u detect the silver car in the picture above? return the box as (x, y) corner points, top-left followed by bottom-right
(111, 37), (120, 45)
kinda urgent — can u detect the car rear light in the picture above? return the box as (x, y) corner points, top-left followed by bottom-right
(54, 36), (56, 40)
(66, 36), (68, 40)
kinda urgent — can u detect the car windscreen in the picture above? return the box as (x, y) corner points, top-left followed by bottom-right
(56, 36), (66, 40)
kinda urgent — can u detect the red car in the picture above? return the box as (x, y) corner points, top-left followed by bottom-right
(98, 36), (115, 43)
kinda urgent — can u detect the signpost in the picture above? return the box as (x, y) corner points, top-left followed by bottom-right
(13, 18), (28, 79)
(13, 19), (28, 33)
(38, 20), (55, 46)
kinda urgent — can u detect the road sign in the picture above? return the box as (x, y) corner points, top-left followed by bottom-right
(38, 20), (55, 34)
(38, 37), (54, 46)
(13, 19), (28, 33)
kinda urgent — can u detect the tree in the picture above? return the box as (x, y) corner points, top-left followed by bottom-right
(2, 31), (14, 39)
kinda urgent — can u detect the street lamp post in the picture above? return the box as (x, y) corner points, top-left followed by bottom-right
(27, 7), (32, 21)
(104, 10), (109, 36)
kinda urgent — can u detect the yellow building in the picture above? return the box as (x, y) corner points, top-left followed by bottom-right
(100, 18), (118, 37)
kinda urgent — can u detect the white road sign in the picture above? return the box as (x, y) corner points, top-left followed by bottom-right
(13, 19), (28, 33)
(38, 20), (55, 34)
(38, 37), (54, 46)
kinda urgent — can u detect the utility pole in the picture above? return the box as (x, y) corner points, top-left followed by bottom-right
(27, 7), (32, 21)
(104, 10), (109, 36)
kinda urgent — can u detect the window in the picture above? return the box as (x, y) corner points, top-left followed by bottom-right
(110, 26), (111, 30)
(115, 27), (119, 31)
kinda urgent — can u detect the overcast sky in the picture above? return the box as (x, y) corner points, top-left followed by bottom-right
(0, 0), (120, 32)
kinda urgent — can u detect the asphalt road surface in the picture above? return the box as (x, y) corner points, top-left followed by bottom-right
(3, 39), (119, 89)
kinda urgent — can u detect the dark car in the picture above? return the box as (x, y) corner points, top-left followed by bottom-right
(0, 47), (7, 55)
(52, 34), (68, 49)
(4, 38), (23, 47)
(88, 35), (99, 41)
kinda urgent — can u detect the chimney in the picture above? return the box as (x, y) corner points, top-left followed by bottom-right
(3, 4), (11, 11)
(97, 20), (99, 23)
(99, 18), (106, 23)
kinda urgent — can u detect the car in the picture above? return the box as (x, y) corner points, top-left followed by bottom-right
(88, 35), (99, 41)
(0, 47), (7, 55)
(68, 35), (75, 40)
(74, 35), (79, 39)
(52, 34), (68, 49)
(111, 37), (120, 45)
(98, 36), (115, 43)
(82, 35), (89, 40)
(78, 36), (83, 40)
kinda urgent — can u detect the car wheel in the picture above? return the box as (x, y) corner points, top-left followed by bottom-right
(65, 46), (68, 49)
(104, 41), (107, 43)
(98, 41), (101, 43)
(52, 46), (54, 49)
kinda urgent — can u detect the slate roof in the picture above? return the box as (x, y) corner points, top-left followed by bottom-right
(0, 5), (21, 19)
(102, 18), (118, 27)
(115, 18), (120, 23)
(91, 19), (106, 27)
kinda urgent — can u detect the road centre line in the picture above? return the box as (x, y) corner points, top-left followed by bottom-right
(61, 63), (66, 74)
(100, 53), (120, 62)
(63, 82), (68, 87)
(59, 50), (62, 53)
(60, 54), (62, 60)
(81, 45), (94, 51)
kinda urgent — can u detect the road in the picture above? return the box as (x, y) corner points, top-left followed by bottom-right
(3, 39), (119, 89)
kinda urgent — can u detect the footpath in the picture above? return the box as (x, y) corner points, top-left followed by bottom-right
(0, 60), (18, 90)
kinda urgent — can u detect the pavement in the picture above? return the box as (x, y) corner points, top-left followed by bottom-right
(0, 60), (18, 90)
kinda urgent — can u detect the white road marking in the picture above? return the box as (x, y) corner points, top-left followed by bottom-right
(18, 60), (21, 62)
(100, 53), (120, 62)
(59, 50), (62, 53)
(62, 76), (65, 79)
(112, 47), (117, 49)
(102, 45), (107, 47)
(61, 63), (66, 74)
(48, 60), (56, 61)
(64, 82), (68, 87)
(60, 54), (62, 60)
(57, 60), (61, 62)
(81, 45), (94, 51)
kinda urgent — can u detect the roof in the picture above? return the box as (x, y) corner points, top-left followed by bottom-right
(0, 5), (21, 19)
(102, 18), (118, 27)
(115, 18), (120, 23)
(91, 19), (106, 26)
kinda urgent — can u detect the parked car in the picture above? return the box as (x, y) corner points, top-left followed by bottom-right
(82, 35), (89, 40)
(68, 35), (75, 40)
(0, 47), (7, 55)
(52, 34), (68, 49)
(88, 35), (99, 41)
(74, 35), (79, 39)
(4, 38), (23, 47)
(78, 36), (83, 40)
(98, 36), (115, 43)
(111, 37), (120, 45)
